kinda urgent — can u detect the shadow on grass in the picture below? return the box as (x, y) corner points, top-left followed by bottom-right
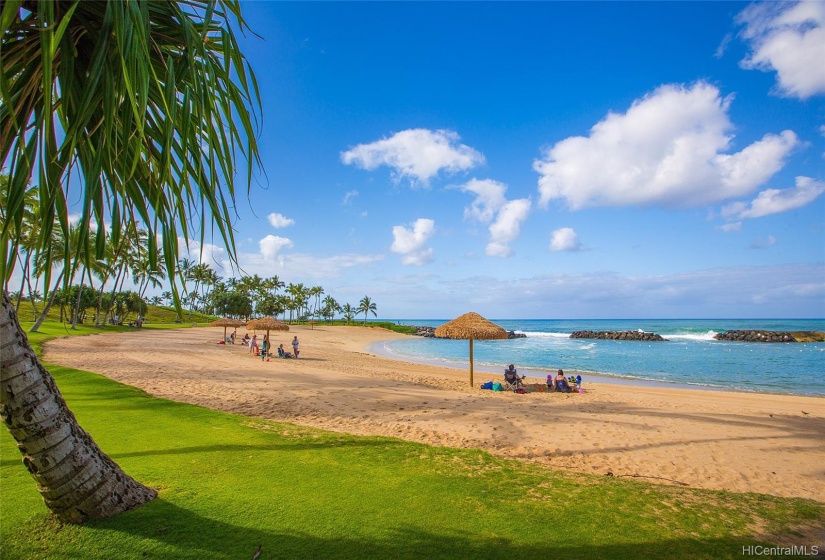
(96, 498), (766, 560)
(110, 438), (403, 459)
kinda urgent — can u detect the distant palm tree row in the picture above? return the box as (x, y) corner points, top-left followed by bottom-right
(171, 259), (378, 325)
(2, 178), (378, 330)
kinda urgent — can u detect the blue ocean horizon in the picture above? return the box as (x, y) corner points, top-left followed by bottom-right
(369, 319), (825, 397)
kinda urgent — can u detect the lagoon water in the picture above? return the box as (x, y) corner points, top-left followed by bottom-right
(373, 319), (825, 396)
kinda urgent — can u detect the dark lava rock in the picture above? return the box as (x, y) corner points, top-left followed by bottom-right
(569, 330), (667, 341)
(712, 330), (819, 343)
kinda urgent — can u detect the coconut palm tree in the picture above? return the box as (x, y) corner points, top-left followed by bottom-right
(340, 303), (357, 324)
(321, 295), (339, 323)
(0, 181), (39, 311)
(358, 295), (378, 325)
(0, 0), (261, 523)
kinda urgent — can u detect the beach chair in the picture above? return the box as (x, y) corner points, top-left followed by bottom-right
(503, 370), (524, 391)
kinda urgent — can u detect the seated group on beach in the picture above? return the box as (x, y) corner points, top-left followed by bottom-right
(547, 369), (581, 393)
(241, 333), (300, 361)
(501, 366), (582, 393)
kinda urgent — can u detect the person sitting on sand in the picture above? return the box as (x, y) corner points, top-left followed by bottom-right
(241, 333), (250, 346)
(554, 369), (572, 393)
(504, 364), (524, 388)
(278, 344), (292, 358)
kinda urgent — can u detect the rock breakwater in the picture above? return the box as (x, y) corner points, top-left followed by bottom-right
(570, 330), (667, 341)
(713, 330), (825, 343)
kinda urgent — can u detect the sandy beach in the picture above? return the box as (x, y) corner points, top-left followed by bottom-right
(43, 325), (825, 502)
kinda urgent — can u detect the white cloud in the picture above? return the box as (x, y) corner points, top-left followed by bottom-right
(236, 250), (384, 280)
(259, 235), (294, 262)
(722, 176), (825, 220)
(272, 253), (383, 278)
(719, 221), (743, 232)
(534, 82), (798, 210)
(549, 227), (582, 252)
(343, 190), (359, 205)
(747, 235), (777, 250)
(460, 178), (507, 222)
(341, 128), (484, 185)
(737, 1), (825, 99)
(458, 179), (531, 257)
(391, 218), (436, 265)
(175, 238), (234, 276)
(267, 212), (295, 228)
(422, 264), (825, 319)
(486, 199), (531, 257)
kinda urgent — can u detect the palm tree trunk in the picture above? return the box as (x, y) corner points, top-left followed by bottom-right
(71, 268), (86, 329)
(0, 293), (157, 523)
(14, 251), (31, 312)
(30, 269), (65, 333)
(102, 264), (126, 327)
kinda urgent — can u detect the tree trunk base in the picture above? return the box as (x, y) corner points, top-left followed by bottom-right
(1, 293), (157, 523)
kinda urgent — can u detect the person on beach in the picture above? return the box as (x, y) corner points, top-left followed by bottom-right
(230, 331), (236, 344)
(504, 364), (523, 388)
(278, 344), (293, 358)
(249, 334), (259, 355)
(292, 335), (300, 358)
(241, 333), (250, 346)
(554, 369), (572, 393)
(261, 336), (270, 361)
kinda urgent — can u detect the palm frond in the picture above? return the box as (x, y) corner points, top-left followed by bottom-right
(0, 0), (262, 305)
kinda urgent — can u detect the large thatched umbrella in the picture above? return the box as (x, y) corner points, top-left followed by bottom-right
(245, 317), (290, 342)
(211, 318), (247, 342)
(434, 312), (508, 387)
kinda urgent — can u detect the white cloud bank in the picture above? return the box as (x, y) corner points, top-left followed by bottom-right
(722, 176), (825, 220)
(459, 179), (531, 257)
(259, 235), (294, 262)
(341, 128), (484, 185)
(267, 212), (295, 228)
(737, 1), (825, 99)
(391, 218), (436, 265)
(534, 82), (798, 210)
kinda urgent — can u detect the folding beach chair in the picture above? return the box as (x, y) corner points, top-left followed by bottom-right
(503, 369), (524, 391)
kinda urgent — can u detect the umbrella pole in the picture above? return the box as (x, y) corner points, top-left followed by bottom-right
(469, 339), (474, 387)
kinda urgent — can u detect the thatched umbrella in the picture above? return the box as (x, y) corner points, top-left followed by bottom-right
(211, 318), (247, 342)
(245, 317), (290, 342)
(434, 312), (508, 387)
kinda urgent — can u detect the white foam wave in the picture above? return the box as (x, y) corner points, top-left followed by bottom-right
(666, 330), (719, 342)
(519, 331), (570, 339)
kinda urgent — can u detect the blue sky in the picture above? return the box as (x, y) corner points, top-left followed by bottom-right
(191, 1), (824, 319)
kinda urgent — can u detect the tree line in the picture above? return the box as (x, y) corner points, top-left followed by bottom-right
(2, 178), (378, 330)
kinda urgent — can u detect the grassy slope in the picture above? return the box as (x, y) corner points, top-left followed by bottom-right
(1, 323), (822, 559)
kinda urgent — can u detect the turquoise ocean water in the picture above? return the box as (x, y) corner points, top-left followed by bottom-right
(370, 319), (825, 396)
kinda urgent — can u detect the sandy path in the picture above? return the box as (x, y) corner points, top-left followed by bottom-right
(43, 325), (825, 501)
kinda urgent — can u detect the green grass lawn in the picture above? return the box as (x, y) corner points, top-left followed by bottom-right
(2, 323), (822, 559)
